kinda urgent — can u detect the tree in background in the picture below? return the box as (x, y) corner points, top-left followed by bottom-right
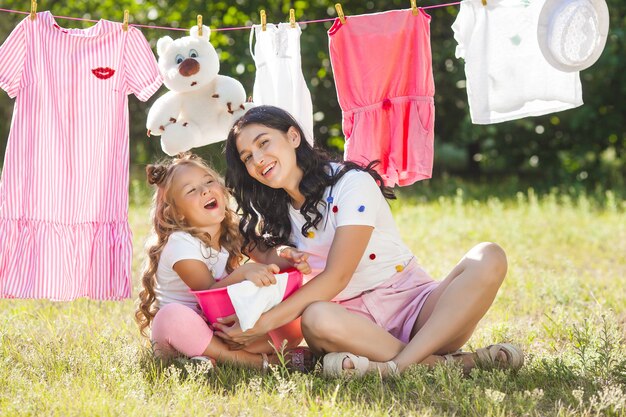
(0, 0), (624, 190)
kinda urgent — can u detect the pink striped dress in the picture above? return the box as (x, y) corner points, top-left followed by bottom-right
(0, 12), (162, 300)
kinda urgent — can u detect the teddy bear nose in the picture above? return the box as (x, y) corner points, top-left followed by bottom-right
(178, 58), (200, 77)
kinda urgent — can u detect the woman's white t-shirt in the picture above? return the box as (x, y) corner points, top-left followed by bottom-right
(288, 167), (414, 301)
(154, 231), (229, 314)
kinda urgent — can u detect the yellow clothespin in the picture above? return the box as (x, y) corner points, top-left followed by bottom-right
(30, 0), (37, 21)
(260, 10), (267, 31)
(482, 0), (487, 5)
(197, 15), (203, 36)
(411, 0), (419, 15)
(122, 10), (129, 32)
(335, 3), (345, 24)
(289, 9), (296, 28)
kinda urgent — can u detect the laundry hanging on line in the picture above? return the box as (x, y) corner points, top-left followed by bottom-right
(0, 11), (162, 300)
(328, 8), (436, 187)
(0, 2), (606, 299)
(249, 22), (315, 146)
(452, 0), (583, 124)
(0, 1), (600, 130)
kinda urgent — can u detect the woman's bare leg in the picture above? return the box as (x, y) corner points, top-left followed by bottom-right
(391, 242), (508, 371)
(301, 301), (453, 371)
(301, 243), (508, 374)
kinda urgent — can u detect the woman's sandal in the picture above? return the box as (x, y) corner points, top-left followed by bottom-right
(322, 352), (398, 377)
(474, 343), (524, 370)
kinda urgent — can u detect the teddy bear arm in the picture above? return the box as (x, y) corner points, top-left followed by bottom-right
(146, 91), (185, 133)
(212, 75), (247, 112)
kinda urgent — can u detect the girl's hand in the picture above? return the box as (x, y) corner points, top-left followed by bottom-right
(242, 263), (280, 287)
(279, 247), (312, 274)
(213, 314), (268, 346)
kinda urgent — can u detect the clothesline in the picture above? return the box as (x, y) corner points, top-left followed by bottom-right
(0, 2), (462, 32)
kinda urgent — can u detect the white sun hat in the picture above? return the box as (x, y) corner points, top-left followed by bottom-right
(537, 0), (610, 72)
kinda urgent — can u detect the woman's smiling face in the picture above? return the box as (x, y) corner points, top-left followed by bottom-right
(235, 123), (303, 192)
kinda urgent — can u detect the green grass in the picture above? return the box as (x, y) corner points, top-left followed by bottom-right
(1, 187), (625, 416)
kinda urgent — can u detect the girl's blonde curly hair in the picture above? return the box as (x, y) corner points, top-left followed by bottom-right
(135, 153), (243, 338)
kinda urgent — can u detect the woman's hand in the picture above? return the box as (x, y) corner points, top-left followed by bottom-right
(238, 263), (280, 287)
(213, 314), (269, 346)
(279, 247), (312, 275)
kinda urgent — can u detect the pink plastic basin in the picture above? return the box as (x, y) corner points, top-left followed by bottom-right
(190, 269), (303, 324)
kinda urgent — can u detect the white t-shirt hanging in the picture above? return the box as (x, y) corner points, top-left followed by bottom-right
(250, 23), (314, 145)
(288, 165), (414, 301)
(155, 231), (229, 314)
(452, 0), (583, 124)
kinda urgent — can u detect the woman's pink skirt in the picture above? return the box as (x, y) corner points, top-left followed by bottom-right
(337, 258), (439, 343)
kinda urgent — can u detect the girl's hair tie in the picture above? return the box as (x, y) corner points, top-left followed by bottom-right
(146, 164), (168, 185)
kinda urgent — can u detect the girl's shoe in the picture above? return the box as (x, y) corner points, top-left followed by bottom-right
(189, 355), (216, 367)
(284, 347), (318, 373)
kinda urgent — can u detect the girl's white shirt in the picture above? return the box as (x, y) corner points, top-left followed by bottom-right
(155, 231), (229, 314)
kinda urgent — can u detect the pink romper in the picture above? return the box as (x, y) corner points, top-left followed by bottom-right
(328, 9), (435, 187)
(0, 12), (162, 300)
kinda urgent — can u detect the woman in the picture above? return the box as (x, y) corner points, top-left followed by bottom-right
(215, 106), (522, 376)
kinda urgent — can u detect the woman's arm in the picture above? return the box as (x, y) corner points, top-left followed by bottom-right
(213, 225), (373, 344)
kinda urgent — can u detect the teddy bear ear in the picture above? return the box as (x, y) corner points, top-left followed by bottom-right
(189, 25), (211, 41)
(156, 36), (174, 57)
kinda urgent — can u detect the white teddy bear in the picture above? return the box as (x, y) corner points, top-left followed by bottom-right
(147, 25), (252, 156)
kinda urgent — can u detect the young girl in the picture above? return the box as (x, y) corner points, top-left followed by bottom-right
(216, 105), (523, 376)
(135, 153), (312, 370)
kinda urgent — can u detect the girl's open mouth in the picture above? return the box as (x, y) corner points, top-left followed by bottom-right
(204, 198), (218, 209)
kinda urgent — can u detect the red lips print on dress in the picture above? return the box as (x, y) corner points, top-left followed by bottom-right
(91, 67), (115, 80)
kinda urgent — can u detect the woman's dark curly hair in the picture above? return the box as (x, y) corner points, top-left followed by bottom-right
(224, 105), (395, 253)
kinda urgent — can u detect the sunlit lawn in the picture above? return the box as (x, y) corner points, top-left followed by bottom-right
(1, 186), (625, 416)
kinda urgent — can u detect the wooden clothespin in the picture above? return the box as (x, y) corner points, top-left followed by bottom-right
(122, 10), (129, 32)
(289, 9), (296, 28)
(260, 10), (267, 31)
(197, 15), (203, 36)
(482, 0), (487, 5)
(30, 0), (37, 21)
(335, 3), (345, 24)
(411, 0), (419, 15)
